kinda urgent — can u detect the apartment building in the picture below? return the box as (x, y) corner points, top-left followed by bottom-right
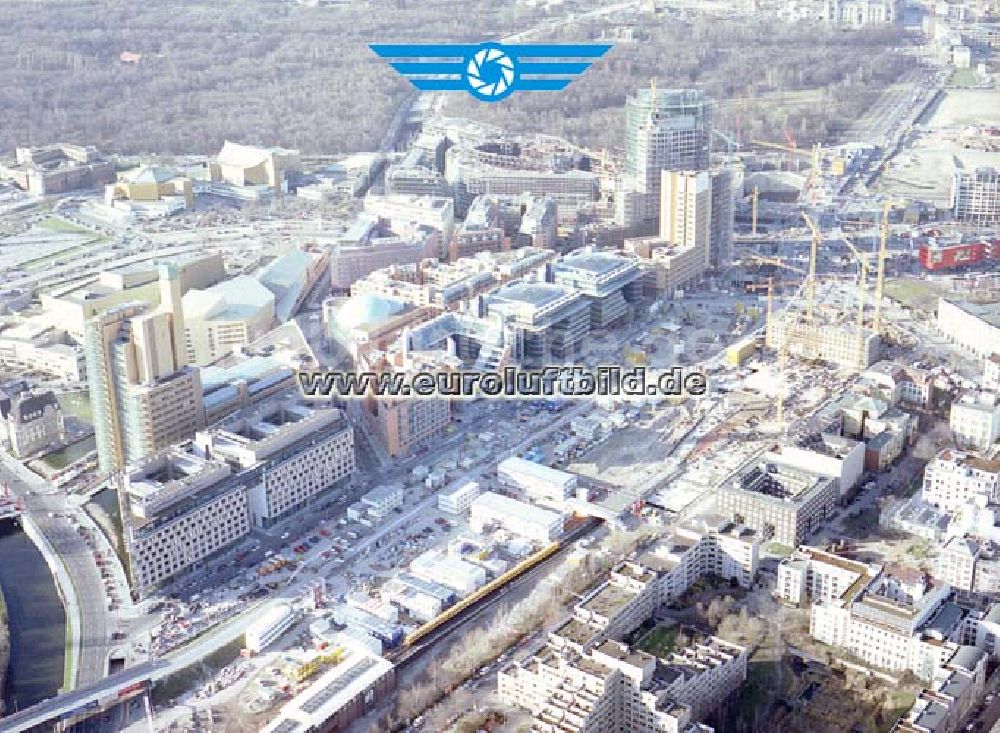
(717, 460), (839, 546)
(922, 448), (1000, 513)
(84, 265), (206, 474)
(765, 316), (881, 370)
(641, 515), (760, 603)
(194, 398), (355, 527)
(0, 321), (85, 383)
(764, 433), (865, 502)
(934, 535), (1000, 594)
(325, 214), (438, 292)
(950, 391), (1000, 450)
(985, 354), (1000, 393)
(892, 645), (987, 733)
(776, 545), (878, 608)
(824, 0), (900, 26)
(363, 193), (456, 253)
(810, 567), (959, 681)
(450, 195), (510, 261)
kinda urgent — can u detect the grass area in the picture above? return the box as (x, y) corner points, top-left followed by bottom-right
(843, 510), (879, 535)
(40, 436), (96, 470)
(57, 391), (93, 423)
(636, 623), (678, 658)
(949, 67), (982, 88)
(767, 542), (795, 558)
(38, 216), (89, 234)
(879, 691), (916, 733)
(909, 540), (931, 560)
(883, 278), (945, 313)
(62, 600), (77, 693)
(151, 637), (243, 706)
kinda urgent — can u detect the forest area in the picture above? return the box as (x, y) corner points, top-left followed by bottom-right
(0, 0), (912, 156)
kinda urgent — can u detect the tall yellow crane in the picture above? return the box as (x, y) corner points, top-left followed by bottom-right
(800, 212), (822, 322)
(874, 200), (894, 336)
(841, 235), (871, 367)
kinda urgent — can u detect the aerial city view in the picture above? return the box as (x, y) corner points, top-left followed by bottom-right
(0, 0), (998, 732)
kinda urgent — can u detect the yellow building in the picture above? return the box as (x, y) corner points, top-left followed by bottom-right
(108, 165), (194, 208)
(726, 338), (758, 367)
(214, 141), (301, 195)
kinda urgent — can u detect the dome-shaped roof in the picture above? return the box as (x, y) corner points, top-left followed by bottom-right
(336, 294), (405, 330)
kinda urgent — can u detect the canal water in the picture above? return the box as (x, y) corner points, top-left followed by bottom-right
(0, 518), (66, 714)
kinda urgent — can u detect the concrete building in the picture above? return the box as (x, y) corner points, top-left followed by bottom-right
(0, 320), (84, 382)
(84, 266), (205, 474)
(437, 480), (481, 514)
(193, 398), (355, 528)
(515, 195), (559, 250)
(764, 433), (866, 502)
(121, 445), (249, 592)
(617, 87), (712, 231)
(363, 194), (455, 257)
(213, 141), (301, 196)
(450, 195), (510, 261)
(257, 248), (329, 323)
(951, 167), (999, 225)
(892, 645), (987, 733)
(469, 492), (565, 543)
(549, 249), (645, 331)
(485, 281), (591, 362)
(824, 0), (900, 26)
(922, 448), (1000, 514)
(326, 214), (438, 292)
(765, 316), (881, 370)
(717, 460), (839, 547)
(0, 144), (115, 195)
(497, 456), (578, 510)
(857, 361), (939, 410)
(0, 389), (65, 458)
(261, 642), (395, 733)
(660, 170), (712, 271)
(181, 276), (275, 366)
(950, 391), (1000, 450)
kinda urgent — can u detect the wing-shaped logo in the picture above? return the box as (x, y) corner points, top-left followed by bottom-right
(369, 42), (612, 102)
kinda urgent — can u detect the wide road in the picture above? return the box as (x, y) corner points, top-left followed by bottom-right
(0, 456), (115, 689)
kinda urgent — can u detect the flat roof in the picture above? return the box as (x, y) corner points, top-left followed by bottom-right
(471, 492), (563, 527)
(499, 456), (576, 486)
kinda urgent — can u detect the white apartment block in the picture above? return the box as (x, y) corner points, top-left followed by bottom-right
(777, 546), (877, 608)
(922, 448), (1000, 514)
(765, 433), (866, 501)
(951, 167), (999, 226)
(194, 399), (355, 527)
(809, 569), (959, 681)
(934, 536), (1000, 594)
(892, 645), (988, 733)
(641, 515), (760, 603)
(950, 391), (1000, 450)
(499, 636), (737, 733)
(126, 483), (250, 591)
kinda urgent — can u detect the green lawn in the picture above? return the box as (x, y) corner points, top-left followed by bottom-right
(883, 278), (945, 313)
(767, 542), (794, 558)
(949, 67), (981, 88)
(878, 691), (916, 733)
(39, 216), (89, 234)
(636, 623), (678, 658)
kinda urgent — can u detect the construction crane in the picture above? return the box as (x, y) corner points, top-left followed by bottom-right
(751, 186), (759, 235)
(800, 212), (821, 322)
(840, 235), (871, 367)
(711, 129), (740, 155)
(874, 199), (896, 336)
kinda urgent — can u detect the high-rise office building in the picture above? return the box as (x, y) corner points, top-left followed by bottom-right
(709, 167), (735, 269)
(952, 167), (999, 226)
(85, 264), (205, 474)
(660, 170), (712, 269)
(617, 87), (712, 231)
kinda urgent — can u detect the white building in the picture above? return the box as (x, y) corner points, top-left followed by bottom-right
(410, 550), (487, 596)
(437, 480), (481, 514)
(360, 484), (404, 519)
(776, 545), (877, 608)
(922, 448), (1000, 514)
(764, 433), (865, 501)
(933, 536), (1000, 594)
(951, 167), (999, 226)
(985, 354), (1000, 393)
(245, 603), (297, 653)
(937, 299), (1000, 360)
(0, 389), (65, 458)
(950, 391), (1000, 450)
(469, 492), (565, 542)
(497, 456), (579, 509)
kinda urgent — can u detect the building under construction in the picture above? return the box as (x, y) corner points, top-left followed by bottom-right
(765, 315), (881, 370)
